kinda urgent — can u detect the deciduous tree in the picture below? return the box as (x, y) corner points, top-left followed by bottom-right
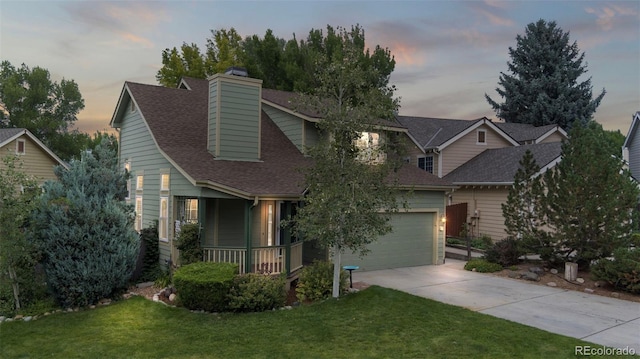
(485, 19), (605, 130)
(291, 26), (401, 298)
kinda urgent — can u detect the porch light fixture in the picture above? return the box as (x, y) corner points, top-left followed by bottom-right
(439, 215), (446, 232)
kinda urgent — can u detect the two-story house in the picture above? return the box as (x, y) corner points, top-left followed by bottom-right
(623, 111), (640, 181)
(110, 70), (456, 274)
(398, 116), (566, 240)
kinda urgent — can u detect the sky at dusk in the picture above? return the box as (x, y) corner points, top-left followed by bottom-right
(1, 0), (639, 135)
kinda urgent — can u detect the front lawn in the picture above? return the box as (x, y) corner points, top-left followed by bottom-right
(0, 286), (624, 358)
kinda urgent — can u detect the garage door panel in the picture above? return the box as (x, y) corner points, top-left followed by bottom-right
(341, 213), (434, 271)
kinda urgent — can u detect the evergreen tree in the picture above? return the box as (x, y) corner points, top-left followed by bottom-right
(30, 143), (139, 308)
(541, 122), (638, 268)
(485, 19), (605, 130)
(291, 26), (402, 298)
(501, 150), (547, 253)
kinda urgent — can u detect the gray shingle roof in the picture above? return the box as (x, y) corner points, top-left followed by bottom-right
(494, 122), (560, 143)
(443, 142), (562, 184)
(0, 128), (25, 146)
(123, 79), (451, 197)
(396, 116), (479, 148)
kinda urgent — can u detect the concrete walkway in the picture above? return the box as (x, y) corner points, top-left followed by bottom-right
(353, 259), (640, 352)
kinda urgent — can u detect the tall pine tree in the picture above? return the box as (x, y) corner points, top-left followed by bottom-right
(501, 150), (547, 253)
(485, 19), (605, 130)
(541, 122), (638, 268)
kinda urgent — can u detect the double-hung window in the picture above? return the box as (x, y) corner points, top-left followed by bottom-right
(418, 155), (434, 174)
(159, 197), (169, 241)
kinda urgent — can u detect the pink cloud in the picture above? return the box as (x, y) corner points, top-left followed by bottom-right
(389, 43), (427, 66)
(586, 4), (638, 31)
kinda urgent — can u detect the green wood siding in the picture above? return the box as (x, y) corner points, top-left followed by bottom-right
(341, 213), (435, 271)
(211, 80), (261, 161)
(263, 104), (304, 151)
(208, 83), (218, 154)
(217, 199), (245, 246)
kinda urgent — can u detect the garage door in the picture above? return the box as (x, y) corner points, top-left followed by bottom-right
(341, 212), (434, 271)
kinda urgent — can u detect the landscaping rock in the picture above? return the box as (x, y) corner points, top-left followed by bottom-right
(576, 278), (585, 284)
(66, 308), (74, 313)
(522, 272), (540, 281)
(528, 267), (544, 275)
(550, 268), (558, 275)
(584, 288), (595, 294)
(594, 281), (606, 288)
(5, 318), (13, 322)
(23, 316), (32, 322)
(44, 312), (50, 316)
(89, 305), (96, 309)
(547, 282), (557, 287)
(611, 292), (620, 298)
(0, 316), (5, 322)
(99, 299), (111, 305)
(507, 271), (520, 279)
(169, 293), (176, 302)
(152, 294), (159, 302)
(136, 281), (154, 289)
(14, 314), (23, 320)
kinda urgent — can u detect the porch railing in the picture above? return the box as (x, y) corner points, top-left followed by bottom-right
(201, 242), (304, 275)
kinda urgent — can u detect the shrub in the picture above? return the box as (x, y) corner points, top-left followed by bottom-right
(484, 237), (524, 266)
(173, 262), (238, 312)
(175, 223), (202, 265)
(227, 273), (287, 312)
(136, 223), (163, 282)
(591, 247), (640, 294)
(464, 259), (503, 273)
(296, 261), (348, 302)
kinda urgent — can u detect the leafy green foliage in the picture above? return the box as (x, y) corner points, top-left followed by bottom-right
(156, 24), (396, 95)
(0, 61), (86, 159)
(486, 19), (605, 130)
(484, 238), (524, 266)
(296, 261), (348, 302)
(541, 122), (639, 268)
(173, 262), (238, 312)
(175, 223), (202, 265)
(464, 259), (503, 273)
(591, 247), (640, 294)
(227, 273), (287, 312)
(290, 26), (402, 297)
(30, 144), (139, 308)
(0, 155), (45, 313)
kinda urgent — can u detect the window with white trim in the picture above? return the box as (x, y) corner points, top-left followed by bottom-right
(355, 132), (386, 164)
(159, 196), (169, 241)
(136, 175), (144, 192)
(160, 173), (170, 191)
(16, 139), (25, 155)
(477, 130), (486, 144)
(418, 155), (434, 174)
(135, 196), (143, 232)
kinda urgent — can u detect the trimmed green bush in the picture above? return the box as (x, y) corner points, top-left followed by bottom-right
(591, 247), (640, 294)
(175, 223), (202, 265)
(137, 223), (163, 282)
(484, 237), (524, 266)
(227, 273), (287, 312)
(296, 260), (348, 302)
(173, 262), (238, 312)
(464, 259), (503, 273)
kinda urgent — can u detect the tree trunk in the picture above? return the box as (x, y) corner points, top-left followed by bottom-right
(8, 265), (21, 310)
(332, 244), (341, 298)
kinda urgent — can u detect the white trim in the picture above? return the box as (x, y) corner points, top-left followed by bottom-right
(16, 139), (26, 155)
(0, 129), (67, 168)
(417, 154), (434, 174)
(437, 118), (520, 150)
(159, 196), (169, 242)
(536, 126), (568, 143)
(476, 129), (487, 145)
(134, 195), (143, 232)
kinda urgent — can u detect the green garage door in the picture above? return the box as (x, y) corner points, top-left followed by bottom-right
(341, 212), (434, 271)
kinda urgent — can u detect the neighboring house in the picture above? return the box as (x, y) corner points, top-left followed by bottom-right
(0, 128), (68, 185)
(398, 115), (567, 240)
(110, 71), (455, 275)
(444, 142), (562, 240)
(622, 111), (640, 181)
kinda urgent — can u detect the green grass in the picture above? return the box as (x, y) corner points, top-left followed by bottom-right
(0, 286), (630, 358)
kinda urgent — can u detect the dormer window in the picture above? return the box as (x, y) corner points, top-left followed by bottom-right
(356, 132), (386, 164)
(477, 130), (486, 145)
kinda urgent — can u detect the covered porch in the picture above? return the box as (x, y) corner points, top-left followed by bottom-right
(174, 196), (303, 276)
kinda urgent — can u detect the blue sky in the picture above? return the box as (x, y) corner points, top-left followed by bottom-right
(1, 0), (638, 134)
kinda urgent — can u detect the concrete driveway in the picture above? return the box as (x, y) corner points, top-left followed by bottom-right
(353, 259), (640, 353)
